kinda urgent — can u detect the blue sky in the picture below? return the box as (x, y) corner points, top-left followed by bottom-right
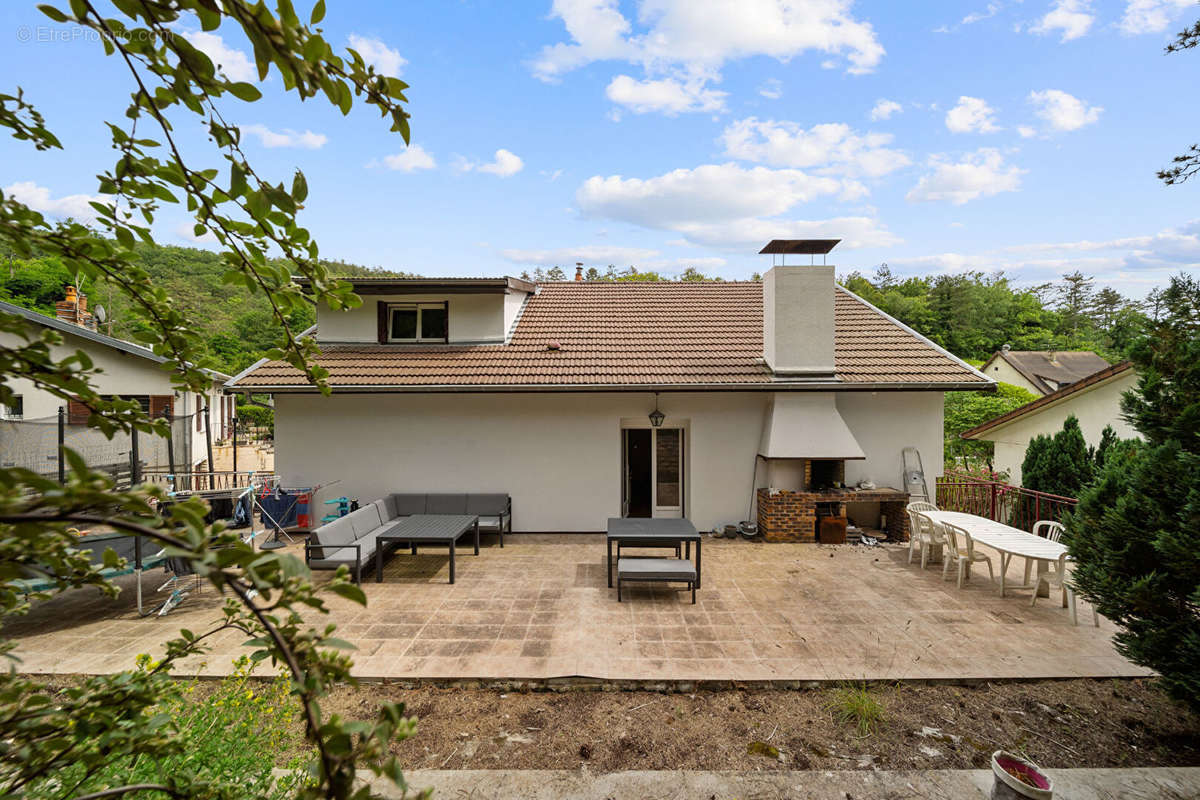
(2, 1), (1198, 296)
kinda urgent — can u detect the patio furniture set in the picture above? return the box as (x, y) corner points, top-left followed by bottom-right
(906, 501), (1098, 626)
(305, 493), (511, 583)
(607, 517), (702, 603)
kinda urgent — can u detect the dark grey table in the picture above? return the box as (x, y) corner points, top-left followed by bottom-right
(375, 514), (479, 584)
(606, 517), (701, 589)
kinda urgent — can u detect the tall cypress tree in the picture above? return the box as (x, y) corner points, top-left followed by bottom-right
(1069, 275), (1200, 710)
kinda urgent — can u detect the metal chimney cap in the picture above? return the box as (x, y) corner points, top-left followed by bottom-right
(759, 239), (841, 255)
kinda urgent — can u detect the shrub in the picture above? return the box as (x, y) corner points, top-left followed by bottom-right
(828, 682), (887, 737)
(237, 403), (275, 437)
(1021, 415), (1093, 497)
(1069, 275), (1200, 711)
(29, 657), (310, 800)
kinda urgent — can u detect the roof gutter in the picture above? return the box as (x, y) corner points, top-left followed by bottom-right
(224, 380), (995, 394)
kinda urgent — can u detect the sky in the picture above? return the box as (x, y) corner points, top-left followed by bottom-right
(1, 0), (1199, 296)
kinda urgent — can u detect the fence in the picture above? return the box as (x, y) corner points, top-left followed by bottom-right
(935, 471), (1077, 532)
(142, 469), (267, 493)
(0, 410), (195, 489)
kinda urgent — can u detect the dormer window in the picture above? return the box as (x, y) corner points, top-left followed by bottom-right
(387, 302), (448, 343)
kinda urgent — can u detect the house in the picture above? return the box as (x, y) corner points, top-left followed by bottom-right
(979, 347), (1111, 396)
(0, 290), (232, 475)
(227, 241), (993, 535)
(960, 360), (1138, 485)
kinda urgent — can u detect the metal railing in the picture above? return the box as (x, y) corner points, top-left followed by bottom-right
(936, 471), (1077, 532)
(142, 470), (269, 493)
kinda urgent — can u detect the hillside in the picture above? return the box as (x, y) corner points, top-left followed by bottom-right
(0, 243), (414, 374)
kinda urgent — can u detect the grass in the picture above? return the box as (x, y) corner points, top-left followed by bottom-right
(828, 682), (888, 737)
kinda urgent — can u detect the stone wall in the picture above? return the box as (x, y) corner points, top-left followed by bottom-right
(757, 488), (910, 543)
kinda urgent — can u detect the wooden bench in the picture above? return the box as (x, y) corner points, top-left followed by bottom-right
(617, 557), (696, 603)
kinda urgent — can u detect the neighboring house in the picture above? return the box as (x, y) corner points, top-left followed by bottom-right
(0, 291), (232, 474)
(960, 361), (1138, 486)
(979, 348), (1110, 397)
(229, 241), (992, 533)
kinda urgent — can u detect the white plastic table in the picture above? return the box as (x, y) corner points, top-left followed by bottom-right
(924, 510), (1067, 598)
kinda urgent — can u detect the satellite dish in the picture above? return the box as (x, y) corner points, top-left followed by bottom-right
(94, 305), (107, 323)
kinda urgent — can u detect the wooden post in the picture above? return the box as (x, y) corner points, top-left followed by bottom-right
(57, 406), (65, 485)
(129, 425), (140, 487)
(204, 402), (214, 492)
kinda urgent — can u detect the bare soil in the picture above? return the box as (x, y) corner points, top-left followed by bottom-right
(317, 678), (1200, 772)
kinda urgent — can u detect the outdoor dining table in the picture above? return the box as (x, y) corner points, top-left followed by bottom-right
(606, 517), (701, 589)
(924, 510), (1067, 598)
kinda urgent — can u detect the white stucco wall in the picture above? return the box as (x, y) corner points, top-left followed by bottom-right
(981, 356), (1042, 396)
(317, 293), (513, 344)
(977, 371), (1139, 484)
(273, 389), (946, 532)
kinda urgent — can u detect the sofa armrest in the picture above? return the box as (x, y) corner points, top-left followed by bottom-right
(305, 541), (361, 565)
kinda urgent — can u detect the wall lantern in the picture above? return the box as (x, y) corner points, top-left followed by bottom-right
(648, 393), (665, 428)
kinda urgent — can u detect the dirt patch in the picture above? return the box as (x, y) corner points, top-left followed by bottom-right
(317, 678), (1200, 772)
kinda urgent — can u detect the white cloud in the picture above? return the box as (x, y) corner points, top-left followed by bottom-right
(1030, 0), (1094, 42)
(1028, 89), (1102, 132)
(380, 144), (437, 172)
(347, 34), (406, 76)
(4, 181), (102, 222)
(472, 149), (525, 177)
(501, 245), (663, 265)
(963, 3), (1003, 24)
(1119, 0), (1195, 34)
(1018, 125), (1038, 138)
(574, 162), (896, 250)
(181, 31), (256, 81)
(531, 0), (885, 115)
(869, 99), (903, 121)
(720, 118), (910, 178)
(240, 124), (327, 149)
(906, 148), (1025, 205)
(758, 78), (783, 100)
(945, 96), (1000, 134)
(889, 220), (1200, 296)
(605, 75), (726, 114)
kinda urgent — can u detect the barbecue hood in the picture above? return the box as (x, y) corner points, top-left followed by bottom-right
(757, 393), (866, 460)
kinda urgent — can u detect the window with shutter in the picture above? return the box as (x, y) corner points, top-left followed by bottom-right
(149, 395), (174, 419)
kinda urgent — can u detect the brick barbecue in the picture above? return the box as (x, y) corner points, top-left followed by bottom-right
(756, 459), (909, 543)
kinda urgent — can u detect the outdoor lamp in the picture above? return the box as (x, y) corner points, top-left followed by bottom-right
(649, 394), (665, 428)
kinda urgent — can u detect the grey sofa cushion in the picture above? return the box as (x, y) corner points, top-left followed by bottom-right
(389, 494), (427, 516)
(349, 505), (383, 539)
(314, 516), (355, 547)
(466, 494), (508, 516)
(308, 544), (367, 569)
(378, 495), (399, 520)
(425, 494), (467, 514)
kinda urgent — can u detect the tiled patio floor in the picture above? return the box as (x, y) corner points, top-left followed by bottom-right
(4, 535), (1147, 682)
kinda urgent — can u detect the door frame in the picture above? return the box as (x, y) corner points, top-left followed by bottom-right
(619, 417), (688, 519)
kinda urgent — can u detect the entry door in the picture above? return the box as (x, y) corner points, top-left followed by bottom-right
(622, 428), (684, 518)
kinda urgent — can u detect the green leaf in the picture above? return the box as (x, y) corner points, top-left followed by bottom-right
(227, 82), (263, 102)
(291, 170), (308, 203)
(36, 4), (69, 23)
(330, 581), (367, 606)
(311, 0), (326, 24)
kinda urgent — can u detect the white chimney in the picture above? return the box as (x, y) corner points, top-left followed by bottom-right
(760, 239), (840, 378)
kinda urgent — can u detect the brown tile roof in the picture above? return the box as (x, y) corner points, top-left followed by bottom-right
(960, 360), (1134, 439)
(988, 349), (1111, 395)
(230, 282), (989, 390)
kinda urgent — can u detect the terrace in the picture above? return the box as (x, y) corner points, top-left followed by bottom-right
(6, 535), (1140, 684)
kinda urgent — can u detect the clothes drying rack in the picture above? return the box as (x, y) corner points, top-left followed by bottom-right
(253, 475), (336, 551)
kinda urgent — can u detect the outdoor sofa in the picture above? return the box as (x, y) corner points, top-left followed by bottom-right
(304, 493), (511, 582)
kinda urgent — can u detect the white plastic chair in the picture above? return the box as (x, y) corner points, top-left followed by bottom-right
(906, 502), (939, 565)
(939, 521), (995, 589)
(909, 510), (942, 569)
(1033, 520), (1064, 542)
(1031, 553), (1099, 626)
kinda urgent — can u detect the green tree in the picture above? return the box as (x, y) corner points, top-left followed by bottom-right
(1021, 415), (1093, 497)
(545, 266), (566, 281)
(1069, 275), (1200, 710)
(0, 2), (422, 798)
(1159, 17), (1200, 184)
(944, 382), (1039, 470)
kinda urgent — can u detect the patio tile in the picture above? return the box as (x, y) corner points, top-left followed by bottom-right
(5, 537), (1145, 683)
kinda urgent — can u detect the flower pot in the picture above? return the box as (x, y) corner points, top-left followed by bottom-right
(991, 751), (1053, 799)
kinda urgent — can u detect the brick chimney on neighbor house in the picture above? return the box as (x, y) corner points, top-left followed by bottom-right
(760, 239), (840, 379)
(575, 262), (584, 281)
(54, 285), (96, 331)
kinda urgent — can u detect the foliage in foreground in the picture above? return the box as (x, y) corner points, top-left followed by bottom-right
(0, 1), (425, 797)
(27, 658), (310, 800)
(1068, 275), (1200, 712)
